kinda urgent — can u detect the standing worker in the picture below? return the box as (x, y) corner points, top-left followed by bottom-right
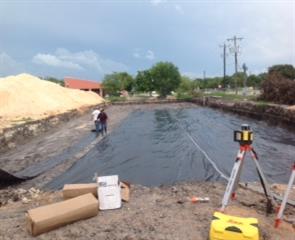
(91, 108), (101, 133)
(97, 108), (108, 136)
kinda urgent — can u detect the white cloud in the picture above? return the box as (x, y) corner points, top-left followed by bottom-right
(32, 48), (128, 74)
(133, 53), (140, 59)
(145, 50), (155, 60)
(174, 4), (184, 14)
(182, 72), (199, 79)
(150, 0), (184, 14)
(133, 49), (155, 60)
(132, 49), (141, 59)
(150, 0), (166, 6)
(0, 52), (24, 77)
(33, 53), (83, 70)
(218, 2), (295, 72)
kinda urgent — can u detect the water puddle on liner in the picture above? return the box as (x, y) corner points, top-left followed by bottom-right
(46, 107), (295, 189)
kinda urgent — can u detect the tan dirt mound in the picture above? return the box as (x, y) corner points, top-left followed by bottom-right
(0, 73), (104, 126)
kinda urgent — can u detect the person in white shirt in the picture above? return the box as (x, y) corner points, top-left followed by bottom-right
(91, 108), (101, 133)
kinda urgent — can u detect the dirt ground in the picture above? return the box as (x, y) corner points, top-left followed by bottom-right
(0, 182), (294, 240)
(0, 103), (294, 240)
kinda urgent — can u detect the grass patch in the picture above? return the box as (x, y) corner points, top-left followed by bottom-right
(176, 92), (193, 101)
(106, 96), (127, 102)
(202, 92), (257, 101)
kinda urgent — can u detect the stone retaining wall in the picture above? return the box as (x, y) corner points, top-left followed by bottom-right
(111, 98), (295, 127)
(111, 99), (186, 105)
(192, 97), (295, 127)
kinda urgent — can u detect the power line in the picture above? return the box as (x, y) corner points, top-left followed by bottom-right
(227, 35), (243, 74)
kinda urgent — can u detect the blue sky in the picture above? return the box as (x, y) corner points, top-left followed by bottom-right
(0, 0), (294, 81)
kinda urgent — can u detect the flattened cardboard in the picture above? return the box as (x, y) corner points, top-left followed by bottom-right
(97, 175), (121, 210)
(63, 183), (98, 199)
(120, 181), (130, 202)
(26, 193), (98, 236)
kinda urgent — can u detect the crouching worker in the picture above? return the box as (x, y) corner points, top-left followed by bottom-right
(97, 108), (108, 136)
(91, 108), (101, 134)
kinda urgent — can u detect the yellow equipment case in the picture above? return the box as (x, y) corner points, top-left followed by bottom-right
(210, 212), (259, 240)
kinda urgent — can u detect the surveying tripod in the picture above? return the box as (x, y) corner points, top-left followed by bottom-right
(220, 124), (275, 213)
(274, 162), (295, 228)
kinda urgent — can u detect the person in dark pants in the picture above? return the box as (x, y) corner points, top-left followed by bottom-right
(97, 108), (108, 136)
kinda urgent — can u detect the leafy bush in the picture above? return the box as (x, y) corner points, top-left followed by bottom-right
(260, 65), (295, 105)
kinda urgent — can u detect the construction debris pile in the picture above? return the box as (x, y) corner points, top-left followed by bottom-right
(0, 73), (104, 128)
(0, 187), (42, 207)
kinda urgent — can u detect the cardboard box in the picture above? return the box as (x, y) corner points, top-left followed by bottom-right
(121, 181), (130, 202)
(26, 193), (98, 236)
(62, 182), (130, 202)
(97, 175), (121, 210)
(63, 183), (98, 199)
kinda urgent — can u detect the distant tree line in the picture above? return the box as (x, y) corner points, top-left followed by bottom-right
(101, 62), (295, 105)
(102, 62), (181, 98)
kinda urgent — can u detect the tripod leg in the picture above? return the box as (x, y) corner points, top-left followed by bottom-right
(250, 148), (275, 213)
(275, 163), (295, 228)
(220, 150), (245, 212)
(231, 151), (245, 200)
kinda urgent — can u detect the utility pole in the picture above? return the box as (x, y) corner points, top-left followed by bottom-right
(203, 70), (207, 90)
(220, 43), (227, 86)
(242, 63), (248, 96)
(227, 35), (243, 94)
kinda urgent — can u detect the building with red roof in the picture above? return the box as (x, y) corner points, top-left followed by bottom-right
(64, 77), (103, 96)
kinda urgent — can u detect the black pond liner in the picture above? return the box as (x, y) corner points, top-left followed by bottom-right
(45, 108), (295, 190)
(1, 107), (295, 190)
(0, 133), (96, 189)
(0, 169), (31, 188)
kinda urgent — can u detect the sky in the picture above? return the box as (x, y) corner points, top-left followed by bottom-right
(0, 0), (294, 81)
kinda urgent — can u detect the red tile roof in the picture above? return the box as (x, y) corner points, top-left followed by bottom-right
(64, 77), (103, 90)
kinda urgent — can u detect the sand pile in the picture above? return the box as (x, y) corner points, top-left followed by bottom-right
(0, 73), (104, 121)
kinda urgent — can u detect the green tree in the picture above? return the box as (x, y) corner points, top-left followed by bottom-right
(176, 76), (200, 99)
(231, 72), (246, 88)
(221, 76), (231, 88)
(260, 64), (295, 104)
(150, 62), (181, 97)
(268, 64), (295, 79)
(247, 74), (264, 88)
(102, 72), (134, 96)
(177, 76), (193, 92)
(134, 70), (154, 95)
(42, 76), (64, 86)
